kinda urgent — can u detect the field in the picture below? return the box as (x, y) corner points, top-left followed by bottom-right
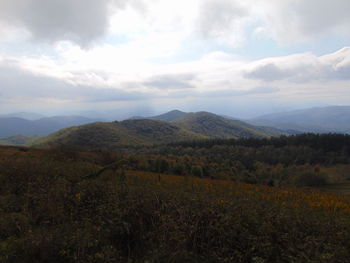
(1, 146), (350, 262)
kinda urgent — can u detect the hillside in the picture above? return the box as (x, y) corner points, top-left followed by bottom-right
(1, 145), (350, 262)
(34, 119), (207, 149)
(0, 134), (40, 146)
(148, 109), (188, 122)
(249, 106), (350, 133)
(34, 111), (281, 149)
(173, 111), (271, 138)
(145, 110), (282, 137)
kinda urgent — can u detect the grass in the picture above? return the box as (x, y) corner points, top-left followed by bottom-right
(1, 146), (350, 262)
(315, 182), (350, 195)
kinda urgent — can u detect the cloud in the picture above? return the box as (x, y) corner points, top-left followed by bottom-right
(143, 74), (195, 90)
(0, 61), (147, 102)
(1, 0), (349, 50)
(193, 86), (279, 98)
(244, 48), (350, 82)
(2, 46), (350, 117)
(244, 63), (292, 82)
(196, 0), (250, 46)
(0, 0), (135, 47)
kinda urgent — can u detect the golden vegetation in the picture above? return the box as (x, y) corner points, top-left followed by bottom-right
(0, 146), (350, 262)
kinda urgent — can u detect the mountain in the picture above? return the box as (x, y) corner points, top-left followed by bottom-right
(172, 111), (271, 139)
(34, 119), (207, 149)
(147, 110), (283, 138)
(249, 106), (350, 133)
(35, 111), (280, 149)
(0, 116), (101, 138)
(149, 110), (188, 122)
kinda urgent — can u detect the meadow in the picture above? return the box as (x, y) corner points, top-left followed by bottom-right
(1, 146), (350, 262)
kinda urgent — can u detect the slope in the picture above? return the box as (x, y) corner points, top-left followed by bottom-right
(173, 111), (270, 139)
(148, 110), (188, 122)
(33, 119), (207, 149)
(0, 135), (40, 146)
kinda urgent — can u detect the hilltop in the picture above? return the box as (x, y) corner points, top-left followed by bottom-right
(34, 119), (206, 149)
(33, 111), (278, 149)
(172, 111), (270, 138)
(148, 109), (188, 122)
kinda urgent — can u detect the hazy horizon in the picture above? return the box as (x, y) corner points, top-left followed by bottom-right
(1, 0), (350, 118)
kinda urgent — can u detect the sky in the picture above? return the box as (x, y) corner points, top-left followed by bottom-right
(0, 0), (350, 119)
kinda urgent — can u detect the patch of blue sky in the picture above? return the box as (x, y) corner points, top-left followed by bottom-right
(237, 33), (350, 60)
(105, 34), (139, 47)
(0, 42), (57, 58)
(145, 37), (238, 64)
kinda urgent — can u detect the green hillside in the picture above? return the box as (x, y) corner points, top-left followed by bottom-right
(0, 134), (40, 146)
(148, 109), (187, 122)
(33, 119), (206, 149)
(173, 111), (270, 138)
(33, 111), (279, 149)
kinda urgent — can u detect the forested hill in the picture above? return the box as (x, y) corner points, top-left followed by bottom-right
(172, 111), (277, 138)
(33, 119), (207, 148)
(168, 133), (350, 153)
(139, 134), (350, 176)
(139, 110), (283, 137)
(33, 112), (278, 149)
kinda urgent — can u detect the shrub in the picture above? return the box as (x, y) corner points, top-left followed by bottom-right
(296, 171), (329, 187)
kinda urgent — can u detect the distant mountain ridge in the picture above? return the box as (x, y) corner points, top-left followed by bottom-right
(249, 106), (350, 133)
(0, 112), (45, 120)
(0, 115), (101, 138)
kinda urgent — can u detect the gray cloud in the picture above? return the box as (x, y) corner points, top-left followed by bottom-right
(143, 74), (195, 90)
(261, 0), (350, 43)
(0, 61), (147, 102)
(244, 63), (292, 82)
(196, 0), (248, 43)
(195, 0), (350, 45)
(0, 0), (131, 47)
(195, 86), (279, 97)
(169, 86), (279, 99)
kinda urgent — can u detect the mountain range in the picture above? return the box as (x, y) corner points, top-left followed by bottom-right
(0, 112), (45, 120)
(248, 106), (350, 133)
(0, 116), (101, 138)
(2, 105), (350, 147)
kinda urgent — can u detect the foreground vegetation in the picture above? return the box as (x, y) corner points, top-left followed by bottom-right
(1, 145), (350, 262)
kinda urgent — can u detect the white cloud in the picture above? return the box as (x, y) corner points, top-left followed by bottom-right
(1, 1), (350, 116)
(2, 46), (350, 109)
(244, 48), (350, 82)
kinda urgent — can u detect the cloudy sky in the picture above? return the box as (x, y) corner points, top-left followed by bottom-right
(0, 0), (350, 119)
